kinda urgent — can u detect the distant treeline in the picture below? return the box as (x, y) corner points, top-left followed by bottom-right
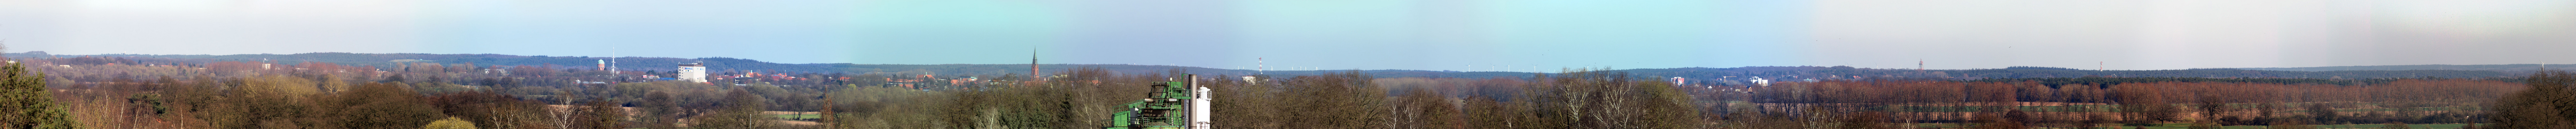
(1631, 66), (2507, 85)
(6, 52), (2531, 82)
(20, 51), (2576, 128)
(2241, 64), (2576, 71)
(1962, 76), (2526, 87)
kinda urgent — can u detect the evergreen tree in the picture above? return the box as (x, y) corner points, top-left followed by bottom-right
(0, 62), (76, 129)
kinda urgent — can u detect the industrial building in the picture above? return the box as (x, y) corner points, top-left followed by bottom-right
(1749, 76), (1770, 86)
(677, 63), (708, 83)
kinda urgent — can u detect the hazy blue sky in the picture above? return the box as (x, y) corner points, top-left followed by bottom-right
(4, 0), (2573, 71)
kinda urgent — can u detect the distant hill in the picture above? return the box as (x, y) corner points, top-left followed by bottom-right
(0, 51), (1540, 78)
(9, 52), (847, 73)
(2237, 64), (2569, 71)
(1, 52), (2524, 80)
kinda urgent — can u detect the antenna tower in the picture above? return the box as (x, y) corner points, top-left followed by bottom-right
(609, 47), (619, 75)
(1258, 58), (1265, 75)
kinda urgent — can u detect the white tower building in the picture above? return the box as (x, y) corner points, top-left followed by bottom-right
(677, 63), (708, 83)
(1189, 75), (1214, 129)
(1749, 76), (1771, 86)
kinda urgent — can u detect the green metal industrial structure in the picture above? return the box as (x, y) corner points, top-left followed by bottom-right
(1104, 74), (1211, 129)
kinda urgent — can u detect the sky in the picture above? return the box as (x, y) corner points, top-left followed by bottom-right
(3, 0), (2573, 71)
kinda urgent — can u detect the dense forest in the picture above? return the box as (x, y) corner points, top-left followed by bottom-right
(9, 51), (2576, 129)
